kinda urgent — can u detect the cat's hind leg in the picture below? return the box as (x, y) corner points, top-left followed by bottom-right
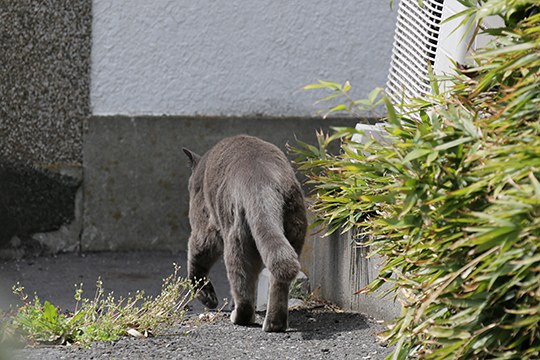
(262, 190), (306, 332)
(263, 274), (290, 332)
(188, 228), (223, 309)
(224, 231), (263, 326)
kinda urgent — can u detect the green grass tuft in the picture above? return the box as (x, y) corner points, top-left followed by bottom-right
(1, 264), (197, 348)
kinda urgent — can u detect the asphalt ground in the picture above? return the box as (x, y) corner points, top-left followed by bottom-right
(0, 251), (229, 313)
(0, 252), (392, 359)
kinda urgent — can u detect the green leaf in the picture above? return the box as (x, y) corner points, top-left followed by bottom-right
(314, 93), (340, 104)
(43, 301), (59, 325)
(326, 104), (348, 114)
(383, 95), (400, 127)
(303, 80), (342, 91)
(68, 310), (86, 326)
(469, 226), (518, 251)
(368, 87), (383, 103)
(501, 315), (540, 329)
(399, 192), (419, 217)
(429, 341), (468, 358)
(428, 326), (472, 340)
(433, 137), (472, 151)
(529, 172), (540, 197)
(404, 148), (432, 162)
(478, 42), (535, 58)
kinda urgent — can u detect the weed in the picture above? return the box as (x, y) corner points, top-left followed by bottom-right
(289, 278), (309, 301)
(1, 264), (197, 348)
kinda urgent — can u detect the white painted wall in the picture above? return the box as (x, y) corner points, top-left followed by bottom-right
(91, 1), (398, 116)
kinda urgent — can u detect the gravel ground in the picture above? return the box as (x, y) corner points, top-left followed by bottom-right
(8, 306), (391, 360)
(1, 252), (392, 359)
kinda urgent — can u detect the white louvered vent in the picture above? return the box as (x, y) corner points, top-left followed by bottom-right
(355, 0), (479, 143)
(386, 0), (473, 104)
(355, 1), (502, 144)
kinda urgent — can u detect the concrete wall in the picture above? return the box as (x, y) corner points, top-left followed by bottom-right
(301, 230), (401, 320)
(91, 0), (397, 116)
(0, 0), (91, 255)
(82, 116), (360, 251)
(83, 0), (398, 251)
(0, 0), (91, 166)
(0, 0), (398, 257)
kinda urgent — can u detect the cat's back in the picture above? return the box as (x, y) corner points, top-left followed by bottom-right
(206, 135), (289, 169)
(204, 135), (295, 185)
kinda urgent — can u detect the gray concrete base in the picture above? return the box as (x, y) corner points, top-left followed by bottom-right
(295, 122), (400, 320)
(301, 229), (401, 321)
(82, 115), (361, 252)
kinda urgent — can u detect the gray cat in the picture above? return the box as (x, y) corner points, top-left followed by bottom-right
(183, 135), (307, 332)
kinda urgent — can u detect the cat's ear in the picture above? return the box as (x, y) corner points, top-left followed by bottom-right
(183, 148), (201, 169)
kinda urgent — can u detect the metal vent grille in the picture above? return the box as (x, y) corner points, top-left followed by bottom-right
(386, 0), (446, 104)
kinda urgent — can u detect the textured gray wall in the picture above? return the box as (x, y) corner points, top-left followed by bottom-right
(0, 0), (91, 255)
(91, 0), (397, 116)
(0, 0), (91, 165)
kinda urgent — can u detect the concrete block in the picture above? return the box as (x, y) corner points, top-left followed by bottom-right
(82, 115), (361, 251)
(351, 122), (388, 145)
(301, 229), (401, 320)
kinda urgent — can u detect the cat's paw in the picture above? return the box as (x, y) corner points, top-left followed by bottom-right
(197, 282), (219, 309)
(230, 303), (255, 325)
(262, 316), (288, 332)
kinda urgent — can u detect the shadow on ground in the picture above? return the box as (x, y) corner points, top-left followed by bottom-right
(290, 309), (371, 341)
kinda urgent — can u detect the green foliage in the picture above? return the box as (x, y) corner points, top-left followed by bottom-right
(2, 265), (196, 347)
(294, 3), (540, 359)
(303, 81), (384, 118)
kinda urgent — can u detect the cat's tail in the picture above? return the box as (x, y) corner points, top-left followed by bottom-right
(244, 187), (300, 283)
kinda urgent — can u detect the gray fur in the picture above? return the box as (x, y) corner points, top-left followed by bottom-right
(183, 135), (307, 332)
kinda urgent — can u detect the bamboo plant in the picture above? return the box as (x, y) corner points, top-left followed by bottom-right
(294, 1), (539, 358)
